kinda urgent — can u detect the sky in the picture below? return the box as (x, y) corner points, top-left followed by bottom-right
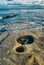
(0, 0), (44, 5)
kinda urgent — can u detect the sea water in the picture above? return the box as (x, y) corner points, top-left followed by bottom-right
(0, 9), (44, 26)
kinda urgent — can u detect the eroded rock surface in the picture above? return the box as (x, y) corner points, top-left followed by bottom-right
(0, 23), (44, 65)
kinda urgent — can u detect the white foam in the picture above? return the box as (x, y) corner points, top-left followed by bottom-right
(0, 17), (2, 19)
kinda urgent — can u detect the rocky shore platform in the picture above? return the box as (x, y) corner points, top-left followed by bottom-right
(0, 23), (44, 65)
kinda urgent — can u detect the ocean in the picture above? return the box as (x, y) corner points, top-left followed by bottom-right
(0, 9), (44, 26)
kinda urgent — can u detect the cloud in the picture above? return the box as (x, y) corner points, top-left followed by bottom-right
(0, 0), (21, 4)
(0, 0), (43, 5)
(18, 0), (42, 4)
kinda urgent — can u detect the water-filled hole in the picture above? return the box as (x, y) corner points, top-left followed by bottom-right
(17, 35), (34, 45)
(16, 46), (24, 52)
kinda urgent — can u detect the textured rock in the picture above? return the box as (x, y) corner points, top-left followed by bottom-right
(0, 23), (44, 65)
(0, 31), (9, 43)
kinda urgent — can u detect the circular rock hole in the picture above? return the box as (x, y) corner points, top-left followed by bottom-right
(28, 55), (32, 58)
(17, 35), (34, 45)
(16, 46), (24, 53)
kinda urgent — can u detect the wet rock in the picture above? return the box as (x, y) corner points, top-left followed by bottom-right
(0, 31), (9, 44)
(0, 28), (6, 33)
(2, 14), (18, 19)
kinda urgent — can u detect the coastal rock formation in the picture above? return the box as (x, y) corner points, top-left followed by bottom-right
(0, 23), (44, 65)
(0, 31), (9, 44)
